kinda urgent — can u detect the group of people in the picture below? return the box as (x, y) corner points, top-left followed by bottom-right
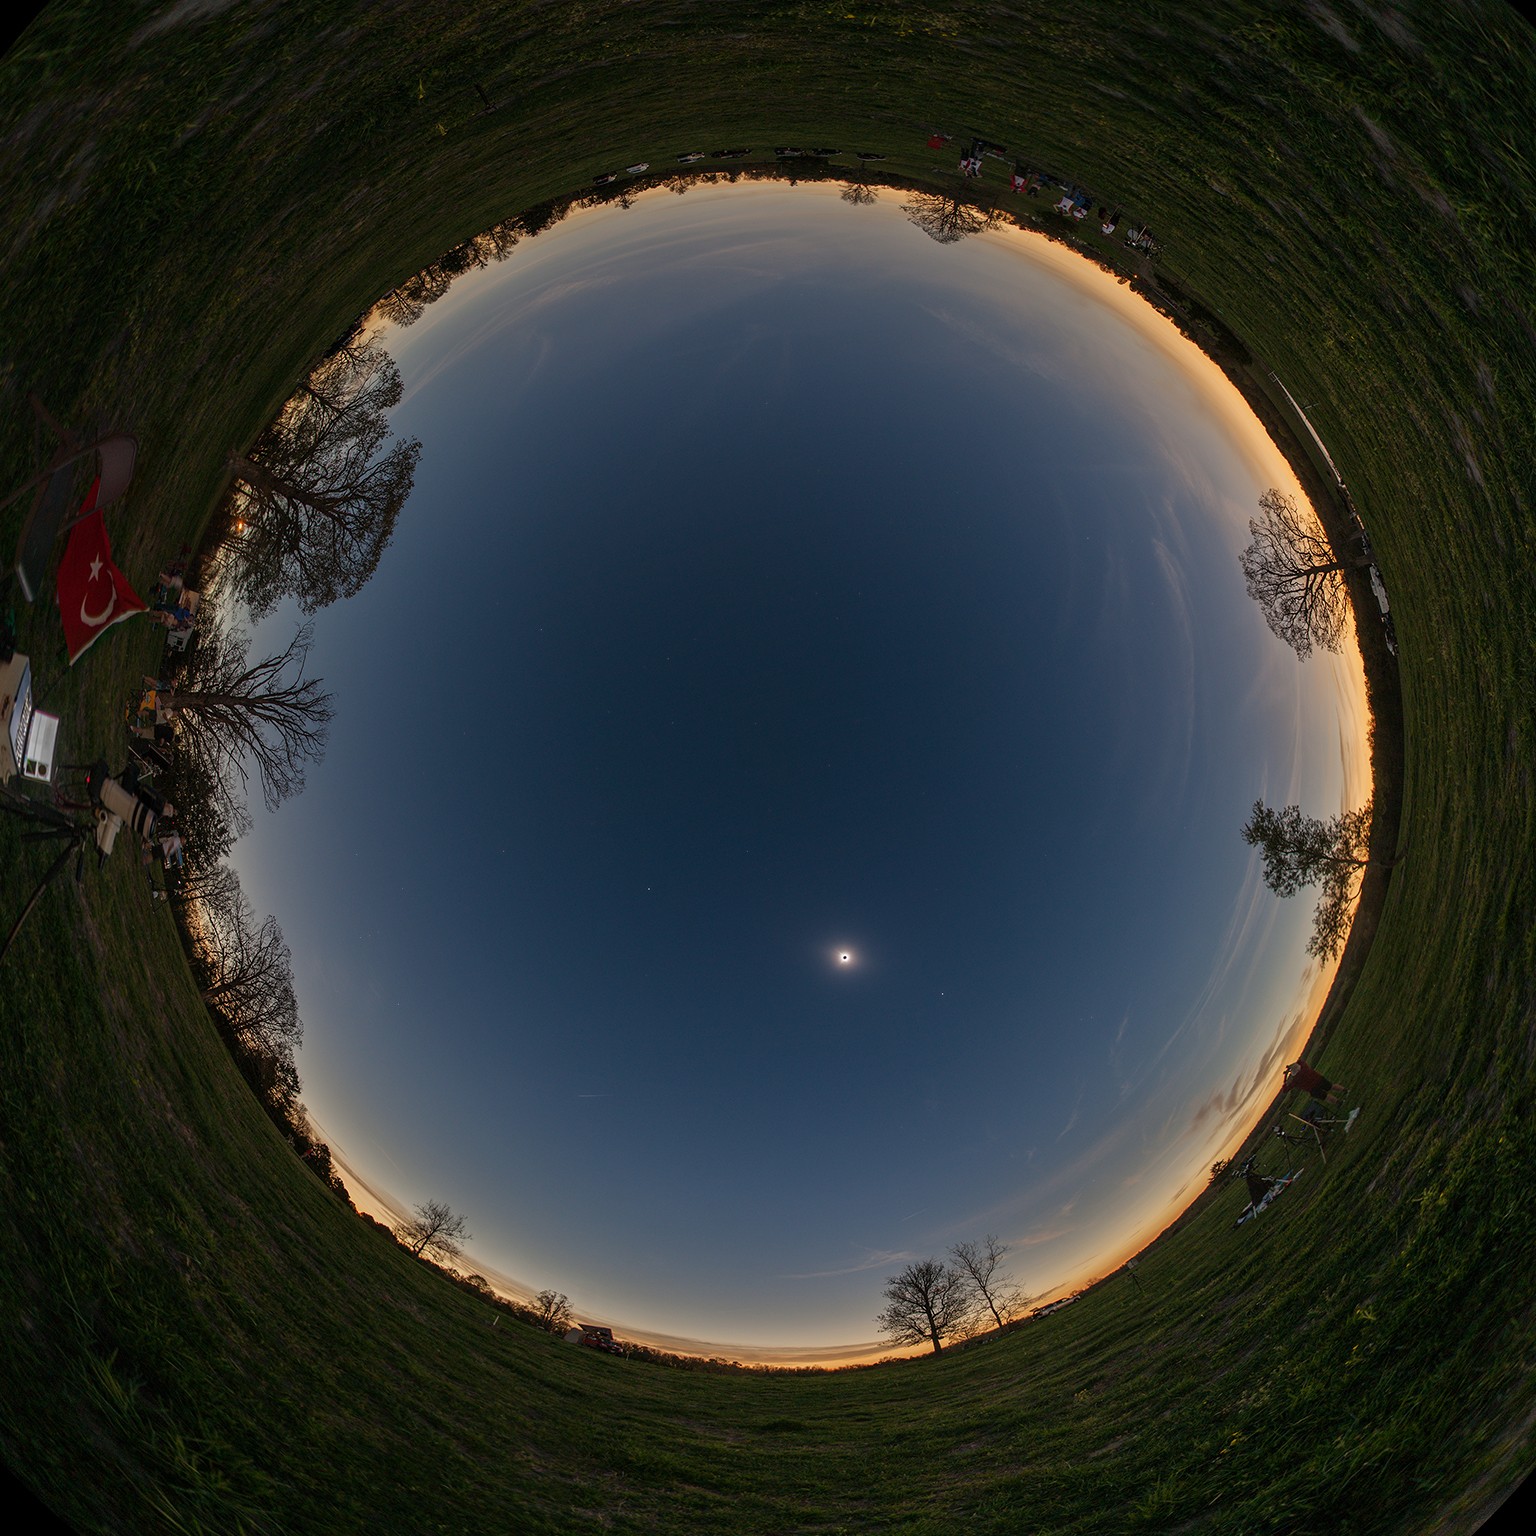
(148, 559), (196, 635)
(926, 128), (1160, 255)
(128, 674), (174, 744)
(1052, 190), (1122, 234)
(957, 135), (1007, 178)
(149, 820), (184, 871)
(124, 673), (185, 881)
(130, 551), (199, 884)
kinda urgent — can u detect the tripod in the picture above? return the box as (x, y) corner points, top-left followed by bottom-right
(0, 788), (90, 965)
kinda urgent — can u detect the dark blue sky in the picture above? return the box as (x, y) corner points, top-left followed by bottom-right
(236, 183), (1369, 1356)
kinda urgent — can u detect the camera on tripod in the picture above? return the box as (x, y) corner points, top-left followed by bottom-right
(82, 759), (174, 860)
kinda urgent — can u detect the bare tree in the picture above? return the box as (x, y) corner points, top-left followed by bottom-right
(169, 850), (239, 909)
(372, 285), (430, 329)
(239, 1036), (302, 1124)
(186, 863), (300, 1054)
(534, 1290), (573, 1334)
(949, 1236), (1024, 1331)
(291, 324), (385, 415)
(397, 1199), (472, 1262)
(373, 218), (524, 328)
(177, 861), (302, 1118)
(876, 1258), (974, 1354)
(903, 191), (997, 244)
(840, 181), (878, 205)
(1238, 488), (1371, 659)
(227, 337), (421, 616)
(160, 620), (333, 814)
(1242, 799), (1396, 959)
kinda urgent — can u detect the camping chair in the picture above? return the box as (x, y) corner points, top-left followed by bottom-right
(92, 433), (138, 512)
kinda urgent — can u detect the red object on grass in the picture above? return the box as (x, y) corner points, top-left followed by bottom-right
(55, 477), (147, 663)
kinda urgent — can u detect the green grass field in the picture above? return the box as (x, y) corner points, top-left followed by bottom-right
(3, 3), (1535, 1531)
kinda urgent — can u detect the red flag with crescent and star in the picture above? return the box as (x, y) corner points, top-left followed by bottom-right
(55, 477), (147, 664)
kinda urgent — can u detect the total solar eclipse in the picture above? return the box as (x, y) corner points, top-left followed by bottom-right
(4, 3), (1532, 1533)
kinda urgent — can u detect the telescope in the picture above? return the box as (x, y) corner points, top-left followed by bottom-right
(81, 760), (172, 860)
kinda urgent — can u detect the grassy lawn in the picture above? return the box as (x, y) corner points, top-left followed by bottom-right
(2, 3), (1534, 1531)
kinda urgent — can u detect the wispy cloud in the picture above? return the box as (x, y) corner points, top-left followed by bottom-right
(1015, 1225), (1073, 1248)
(1147, 533), (1196, 806)
(781, 1248), (911, 1280)
(1181, 1018), (1299, 1139)
(1058, 1088), (1082, 1141)
(914, 300), (1076, 385)
(1144, 857), (1278, 1074)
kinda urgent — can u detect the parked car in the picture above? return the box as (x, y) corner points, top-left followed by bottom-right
(576, 1324), (623, 1356)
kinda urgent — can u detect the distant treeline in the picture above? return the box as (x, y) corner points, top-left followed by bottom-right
(370, 153), (1175, 339)
(166, 843), (350, 1205)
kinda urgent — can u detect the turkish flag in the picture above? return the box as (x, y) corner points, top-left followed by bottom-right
(55, 478), (147, 663)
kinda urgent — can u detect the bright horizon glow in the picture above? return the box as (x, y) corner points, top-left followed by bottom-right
(237, 179), (1371, 1361)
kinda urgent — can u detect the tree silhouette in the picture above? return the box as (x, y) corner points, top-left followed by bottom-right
(840, 181), (878, 205)
(397, 1200), (472, 1262)
(1241, 799), (1393, 959)
(161, 733), (251, 866)
(184, 862), (301, 1068)
(949, 1235), (1024, 1331)
(534, 1290), (573, 1334)
(373, 216), (524, 327)
(227, 337), (421, 616)
(876, 1257), (973, 1354)
(174, 861), (302, 1120)
(1238, 488), (1371, 659)
(160, 620), (333, 815)
(903, 191), (997, 244)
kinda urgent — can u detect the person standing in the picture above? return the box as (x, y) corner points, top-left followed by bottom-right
(1283, 1059), (1347, 1106)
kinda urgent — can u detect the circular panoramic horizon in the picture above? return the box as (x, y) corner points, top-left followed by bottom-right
(4, 5), (1532, 1531)
(230, 179), (1369, 1352)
